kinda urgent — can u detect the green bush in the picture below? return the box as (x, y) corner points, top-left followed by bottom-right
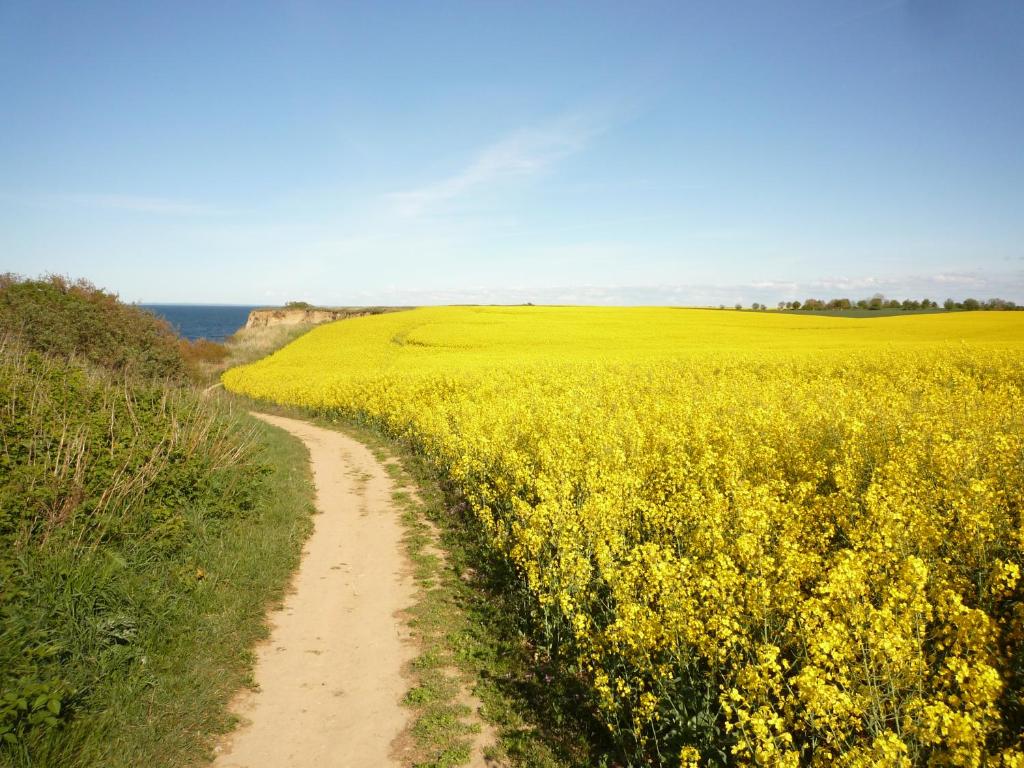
(0, 274), (185, 380)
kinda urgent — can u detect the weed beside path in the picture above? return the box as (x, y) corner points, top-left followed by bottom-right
(0, 275), (321, 768)
(0, 414), (315, 767)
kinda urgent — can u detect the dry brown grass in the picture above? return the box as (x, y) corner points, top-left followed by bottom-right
(184, 324), (317, 384)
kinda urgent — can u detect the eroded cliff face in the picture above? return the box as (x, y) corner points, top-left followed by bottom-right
(244, 308), (356, 329)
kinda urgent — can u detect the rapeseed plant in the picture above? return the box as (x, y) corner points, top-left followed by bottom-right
(224, 306), (1024, 766)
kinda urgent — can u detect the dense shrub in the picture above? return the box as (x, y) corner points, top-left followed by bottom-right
(0, 274), (185, 380)
(178, 338), (229, 374)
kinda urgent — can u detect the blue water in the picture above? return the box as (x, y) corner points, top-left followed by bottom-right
(141, 304), (260, 342)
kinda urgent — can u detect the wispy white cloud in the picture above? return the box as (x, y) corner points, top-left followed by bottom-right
(385, 115), (602, 218)
(798, 272), (998, 294)
(750, 271), (1001, 295)
(333, 269), (1024, 307)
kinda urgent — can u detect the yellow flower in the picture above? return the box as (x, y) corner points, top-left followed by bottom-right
(223, 306), (1024, 765)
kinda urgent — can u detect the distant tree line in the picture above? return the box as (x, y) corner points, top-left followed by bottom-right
(726, 295), (1021, 312)
(785, 296), (937, 310)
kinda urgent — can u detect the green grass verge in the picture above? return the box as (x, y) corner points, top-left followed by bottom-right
(1, 415), (315, 768)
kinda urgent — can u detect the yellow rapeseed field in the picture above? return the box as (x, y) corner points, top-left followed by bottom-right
(223, 307), (1024, 767)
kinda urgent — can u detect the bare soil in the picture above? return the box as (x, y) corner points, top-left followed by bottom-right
(213, 413), (416, 768)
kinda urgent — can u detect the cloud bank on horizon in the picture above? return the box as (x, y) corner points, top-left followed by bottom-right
(282, 271), (1024, 309)
(0, 2), (1021, 305)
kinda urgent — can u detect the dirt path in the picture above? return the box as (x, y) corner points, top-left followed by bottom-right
(213, 413), (416, 768)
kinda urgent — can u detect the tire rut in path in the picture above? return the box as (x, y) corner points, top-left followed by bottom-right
(214, 413), (416, 768)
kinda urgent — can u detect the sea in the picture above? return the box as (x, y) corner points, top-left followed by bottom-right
(141, 304), (260, 342)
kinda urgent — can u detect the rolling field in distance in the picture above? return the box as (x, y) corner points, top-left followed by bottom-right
(227, 307), (1024, 377)
(223, 307), (1024, 767)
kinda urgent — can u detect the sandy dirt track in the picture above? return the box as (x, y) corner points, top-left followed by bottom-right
(213, 413), (415, 768)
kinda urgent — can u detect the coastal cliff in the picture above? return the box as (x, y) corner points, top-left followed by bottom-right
(243, 309), (344, 329)
(244, 305), (401, 330)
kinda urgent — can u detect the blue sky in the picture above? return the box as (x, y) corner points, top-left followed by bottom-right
(2, 1), (1022, 305)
